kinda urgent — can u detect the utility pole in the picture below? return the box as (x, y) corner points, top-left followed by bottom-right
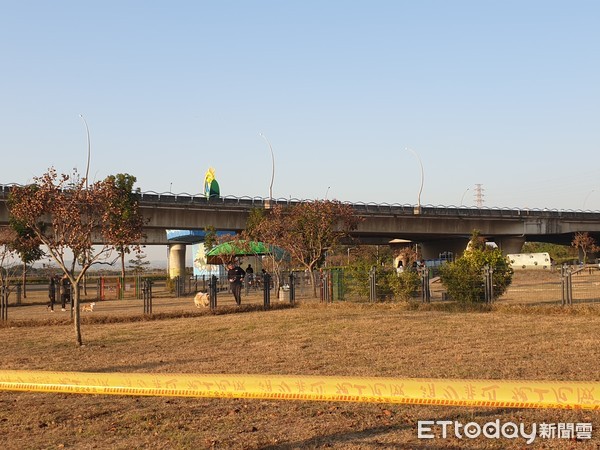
(474, 184), (485, 207)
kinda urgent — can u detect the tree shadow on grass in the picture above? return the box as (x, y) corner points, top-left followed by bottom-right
(260, 407), (523, 450)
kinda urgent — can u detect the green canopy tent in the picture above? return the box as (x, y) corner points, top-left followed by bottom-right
(205, 240), (288, 264)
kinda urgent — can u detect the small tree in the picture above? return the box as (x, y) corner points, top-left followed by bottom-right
(439, 231), (513, 303)
(571, 232), (599, 264)
(128, 251), (151, 275)
(103, 174), (145, 278)
(0, 227), (21, 302)
(8, 169), (135, 346)
(345, 246), (419, 301)
(8, 218), (44, 299)
(388, 270), (421, 300)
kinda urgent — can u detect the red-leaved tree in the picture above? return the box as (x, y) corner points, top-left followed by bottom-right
(8, 169), (142, 345)
(572, 232), (599, 264)
(248, 200), (362, 297)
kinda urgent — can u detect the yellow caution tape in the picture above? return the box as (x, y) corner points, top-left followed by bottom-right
(0, 370), (599, 409)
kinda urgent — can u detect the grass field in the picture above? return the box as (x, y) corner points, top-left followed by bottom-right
(1, 274), (600, 449)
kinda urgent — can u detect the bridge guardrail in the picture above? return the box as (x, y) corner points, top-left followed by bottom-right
(4, 184), (600, 219)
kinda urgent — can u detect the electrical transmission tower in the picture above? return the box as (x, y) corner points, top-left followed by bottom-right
(474, 184), (485, 207)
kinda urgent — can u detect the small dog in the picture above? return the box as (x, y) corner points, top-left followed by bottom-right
(194, 292), (210, 308)
(82, 302), (96, 312)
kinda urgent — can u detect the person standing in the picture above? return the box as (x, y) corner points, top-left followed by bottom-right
(245, 264), (254, 287)
(47, 276), (57, 312)
(60, 274), (71, 311)
(227, 262), (245, 306)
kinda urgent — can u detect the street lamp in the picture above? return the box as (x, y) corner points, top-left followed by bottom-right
(347, 246), (357, 265)
(406, 147), (424, 211)
(460, 188), (470, 206)
(259, 132), (275, 201)
(583, 189), (596, 209)
(79, 114), (91, 188)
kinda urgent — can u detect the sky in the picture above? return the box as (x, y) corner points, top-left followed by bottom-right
(2, 1), (600, 216)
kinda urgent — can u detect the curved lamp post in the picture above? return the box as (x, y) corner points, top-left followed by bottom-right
(79, 114), (91, 188)
(460, 188), (470, 206)
(259, 132), (275, 201)
(583, 189), (596, 209)
(406, 147), (424, 211)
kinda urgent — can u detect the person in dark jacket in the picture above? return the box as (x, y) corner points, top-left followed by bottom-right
(227, 262), (245, 306)
(60, 274), (71, 311)
(47, 276), (57, 312)
(245, 264), (255, 286)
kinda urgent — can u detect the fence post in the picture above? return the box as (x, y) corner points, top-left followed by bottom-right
(321, 271), (330, 303)
(568, 269), (573, 306)
(561, 265), (566, 306)
(142, 278), (153, 314)
(209, 275), (218, 310)
(420, 267), (431, 303)
(482, 265), (494, 303)
(369, 267), (377, 302)
(289, 272), (295, 305)
(561, 265), (573, 306)
(334, 268), (345, 301)
(1, 286), (7, 321)
(263, 273), (271, 310)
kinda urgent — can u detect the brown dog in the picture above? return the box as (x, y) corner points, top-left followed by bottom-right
(82, 302), (96, 312)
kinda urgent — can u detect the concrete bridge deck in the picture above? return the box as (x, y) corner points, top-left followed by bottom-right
(2, 185), (600, 256)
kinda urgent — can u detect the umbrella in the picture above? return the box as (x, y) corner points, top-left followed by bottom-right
(205, 240), (287, 264)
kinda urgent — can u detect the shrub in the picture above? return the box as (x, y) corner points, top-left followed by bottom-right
(387, 270), (421, 300)
(439, 231), (513, 303)
(345, 264), (420, 301)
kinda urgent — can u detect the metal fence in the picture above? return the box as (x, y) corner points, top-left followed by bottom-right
(3, 267), (600, 322)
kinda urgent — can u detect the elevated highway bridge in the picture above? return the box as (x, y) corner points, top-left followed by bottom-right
(2, 186), (600, 275)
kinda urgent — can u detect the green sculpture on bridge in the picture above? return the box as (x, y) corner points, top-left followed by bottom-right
(204, 167), (220, 199)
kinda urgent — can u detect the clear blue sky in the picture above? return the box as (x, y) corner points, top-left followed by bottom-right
(2, 1), (600, 211)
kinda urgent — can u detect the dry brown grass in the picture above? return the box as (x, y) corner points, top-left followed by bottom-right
(1, 274), (600, 449)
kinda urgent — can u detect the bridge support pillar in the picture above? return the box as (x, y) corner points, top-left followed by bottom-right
(493, 236), (525, 255)
(168, 243), (186, 279)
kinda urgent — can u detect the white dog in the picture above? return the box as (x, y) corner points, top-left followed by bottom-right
(194, 292), (210, 308)
(82, 302), (96, 312)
